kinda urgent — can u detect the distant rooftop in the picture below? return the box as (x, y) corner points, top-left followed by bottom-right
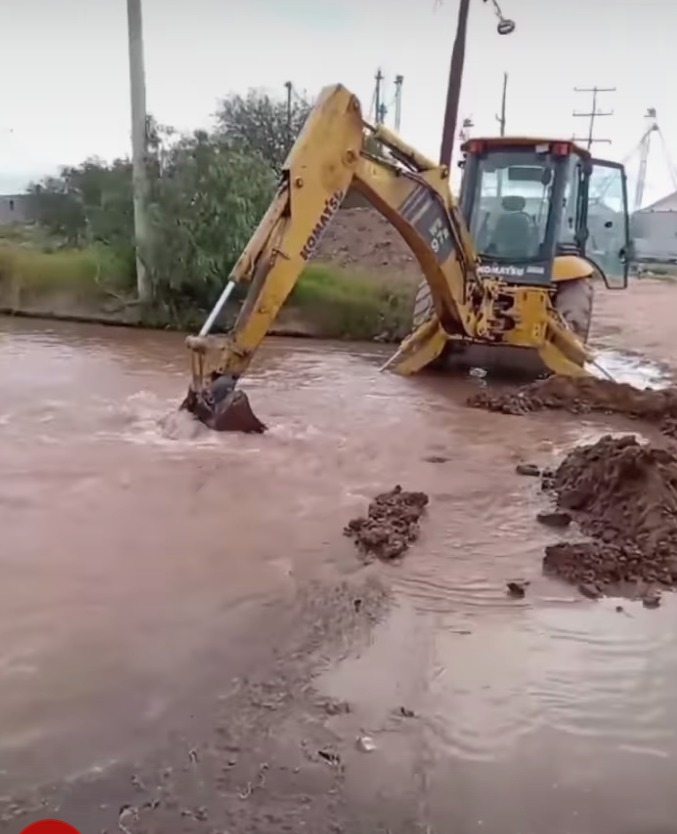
(640, 191), (677, 212)
(0, 192), (36, 224)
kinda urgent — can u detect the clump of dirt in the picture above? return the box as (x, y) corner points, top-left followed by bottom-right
(344, 485), (429, 561)
(313, 207), (418, 278)
(542, 434), (677, 599)
(468, 375), (677, 438)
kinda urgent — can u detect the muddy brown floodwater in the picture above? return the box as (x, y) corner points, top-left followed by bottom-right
(3, 278), (677, 833)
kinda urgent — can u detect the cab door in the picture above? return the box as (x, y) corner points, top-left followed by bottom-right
(585, 159), (631, 288)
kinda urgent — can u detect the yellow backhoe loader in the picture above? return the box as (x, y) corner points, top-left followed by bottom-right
(181, 83), (631, 432)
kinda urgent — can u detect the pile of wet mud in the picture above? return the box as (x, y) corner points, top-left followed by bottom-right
(344, 485), (429, 561)
(541, 434), (677, 601)
(469, 375), (677, 437)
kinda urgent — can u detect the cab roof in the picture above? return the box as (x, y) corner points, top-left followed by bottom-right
(461, 136), (591, 158)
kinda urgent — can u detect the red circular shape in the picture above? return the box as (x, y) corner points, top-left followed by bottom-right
(21, 821), (80, 834)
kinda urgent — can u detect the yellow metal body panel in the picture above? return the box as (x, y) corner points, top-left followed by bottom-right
(381, 317), (448, 375)
(552, 254), (595, 283)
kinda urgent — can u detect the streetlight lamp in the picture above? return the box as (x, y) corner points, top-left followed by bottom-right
(439, 0), (515, 169)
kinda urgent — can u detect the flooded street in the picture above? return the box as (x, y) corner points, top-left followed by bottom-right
(2, 278), (677, 833)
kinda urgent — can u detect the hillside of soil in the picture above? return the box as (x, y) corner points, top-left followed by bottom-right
(314, 207), (420, 282)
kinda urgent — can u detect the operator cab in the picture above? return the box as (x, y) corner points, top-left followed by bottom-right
(458, 137), (630, 288)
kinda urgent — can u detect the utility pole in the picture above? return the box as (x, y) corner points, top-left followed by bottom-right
(393, 74), (404, 132)
(572, 86), (615, 149)
(126, 0), (151, 302)
(439, 0), (515, 169)
(495, 72), (508, 136)
(374, 69), (384, 125)
(284, 81), (293, 151)
(439, 0), (471, 167)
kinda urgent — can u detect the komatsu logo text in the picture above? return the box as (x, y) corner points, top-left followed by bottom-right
(477, 264), (546, 278)
(300, 191), (343, 260)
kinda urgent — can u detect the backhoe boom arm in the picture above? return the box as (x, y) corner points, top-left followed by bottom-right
(185, 84), (484, 392)
(184, 83), (591, 426)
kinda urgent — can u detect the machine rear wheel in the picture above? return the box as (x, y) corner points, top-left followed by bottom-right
(554, 276), (595, 343)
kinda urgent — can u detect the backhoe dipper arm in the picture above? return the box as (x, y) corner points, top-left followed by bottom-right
(185, 83), (482, 394)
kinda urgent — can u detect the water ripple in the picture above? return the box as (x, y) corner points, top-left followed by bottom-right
(3, 316), (677, 813)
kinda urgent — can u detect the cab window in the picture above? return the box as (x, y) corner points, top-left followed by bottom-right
(468, 149), (555, 261)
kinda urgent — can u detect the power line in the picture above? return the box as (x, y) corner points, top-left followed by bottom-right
(572, 86), (615, 149)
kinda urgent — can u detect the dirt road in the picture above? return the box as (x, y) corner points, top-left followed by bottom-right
(2, 277), (677, 833)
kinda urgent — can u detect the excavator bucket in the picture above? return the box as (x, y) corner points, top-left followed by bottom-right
(382, 317), (449, 376)
(180, 374), (267, 433)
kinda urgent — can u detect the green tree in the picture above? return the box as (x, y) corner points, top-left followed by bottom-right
(147, 130), (276, 315)
(214, 89), (312, 174)
(27, 102), (289, 317)
(28, 176), (86, 246)
(29, 157), (133, 249)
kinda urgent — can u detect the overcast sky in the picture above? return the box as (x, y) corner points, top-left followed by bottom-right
(0, 0), (675, 206)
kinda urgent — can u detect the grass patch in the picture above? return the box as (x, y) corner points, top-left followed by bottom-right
(0, 222), (55, 249)
(0, 243), (134, 303)
(0, 242), (416, 341)
(292, 263), (415, 340)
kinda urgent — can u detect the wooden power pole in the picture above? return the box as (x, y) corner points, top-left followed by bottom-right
(127, 0), (151, 302)
(496, 72), (508, 136)
(439, 0), (515, 169)
(439, 0), (471, 167)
